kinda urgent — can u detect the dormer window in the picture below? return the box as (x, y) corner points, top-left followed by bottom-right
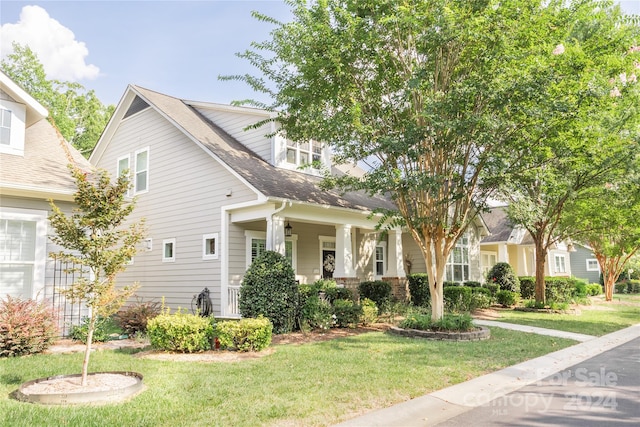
(0, 108), (11, 145)
(0, 99), (26, 156)
(286, 140), (323, 168)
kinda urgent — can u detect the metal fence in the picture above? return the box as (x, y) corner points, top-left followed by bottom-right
(45, 257), (89, 337)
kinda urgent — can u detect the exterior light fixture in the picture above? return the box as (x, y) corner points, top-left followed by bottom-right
(285, 222), (293, 237)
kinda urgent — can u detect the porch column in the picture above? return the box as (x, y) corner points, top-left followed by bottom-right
(334, 224), (355, 277)
(497, 244), (509, 263)
(266, 215), (286, 256)
(386, 228), (406, 277)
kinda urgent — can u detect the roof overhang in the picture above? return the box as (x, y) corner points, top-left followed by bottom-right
(0, 183), (75, 202)
(0, 71), (48, 126)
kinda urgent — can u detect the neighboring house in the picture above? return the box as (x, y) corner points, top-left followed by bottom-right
(0, 71), (93, 309)
(569, 243), (601, 284)
(480, 206), (573, 279)
(90, 85), (488, 318)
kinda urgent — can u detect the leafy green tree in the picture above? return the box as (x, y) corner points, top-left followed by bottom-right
(225, 0), (639, 319)
(1, 43), (113, 156)
(48, 166), (145, 385)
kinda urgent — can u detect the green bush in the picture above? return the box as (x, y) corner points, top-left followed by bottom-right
(358, 281), (391, 312)
(332, 299), (362, 328)
(115, 298), (161, 336)
(443, 286), (473, 313)
(519, 276), (535, 299)
(299, 294), (333, 331)
(464, 281), (482, 288)
(470, 292), (492, 310)
(70, 315), (122, 344)
(485, 283), (499, 296)
(324, 286), (354, 302)
(487, 263), (520, 293)
(360, 298), (378, 326)
(614, 282), (627, 294)
(573, 280), (588, 297)
(443, 281), (458, 288)
(399, 311), (431, 330)
(496, 290), (519, 307)
(628, 280), (640, 294)
(545, 278), (574, 303)
(0, 296), (59, 357)
(239, 250), (299, 334)
(585, 284), (602, 296)
(399, 312), (474, 332)
(214, 316), (272, 352)
(407, 273), (430, 307)
(147, 309), (214, 353)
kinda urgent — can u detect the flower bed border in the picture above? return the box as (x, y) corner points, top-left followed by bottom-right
(388, 325), (490, 341)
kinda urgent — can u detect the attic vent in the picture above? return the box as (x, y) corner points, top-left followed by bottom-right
(123, 95), (150, 119)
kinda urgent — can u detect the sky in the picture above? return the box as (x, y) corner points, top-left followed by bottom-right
(1, 0), (640, 108)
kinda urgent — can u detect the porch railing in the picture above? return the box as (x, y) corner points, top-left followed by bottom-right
(227, 285), (241, 317)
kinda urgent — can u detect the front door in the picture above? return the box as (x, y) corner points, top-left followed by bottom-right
(322, 250), (336, 279)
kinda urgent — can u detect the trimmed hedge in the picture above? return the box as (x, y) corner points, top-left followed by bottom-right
(496, 290), (519, 307)
(147, 310), (214, 353)
(332, 299), (362, 328)
(0, 296), (59, 357)
(407, 273), (430, 307)
(214, 316), (272, 352)
(586, 283), (602, 296)
(444, 286), (472, 313)
(519, 276), (535, 299)
(359, 281), (391, 312)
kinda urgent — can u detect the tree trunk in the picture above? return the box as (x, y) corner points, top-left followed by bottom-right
(423, 237), (449, 322)
(603, 268), (616, 302)
(534, 239), (547, 305)
(81, 315), (97, 386)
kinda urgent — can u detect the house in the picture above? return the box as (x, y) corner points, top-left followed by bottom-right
(569, 243), (601, 284)
(90, 85), (488, 317)
(0, 71), (93, 311)
(480, 206), (573, 279)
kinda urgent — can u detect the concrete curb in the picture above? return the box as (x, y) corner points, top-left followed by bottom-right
(334, 323), (640, 427)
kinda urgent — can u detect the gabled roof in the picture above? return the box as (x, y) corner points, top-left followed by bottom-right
(0, 71), (48, 126)
(93, 85), (395, 213)
(481, 206), (535, 245)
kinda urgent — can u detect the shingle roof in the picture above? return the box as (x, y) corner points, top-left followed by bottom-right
(480, 206), (515, 243)
(0, 118), (93, 197)
(132, 85), (396, 213)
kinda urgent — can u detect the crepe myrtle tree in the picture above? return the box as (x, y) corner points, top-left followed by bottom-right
(223, 0), (636, 320)
(49, 165), (145, 385)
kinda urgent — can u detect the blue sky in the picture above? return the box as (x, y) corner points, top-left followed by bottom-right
(1, 1), (640, 107)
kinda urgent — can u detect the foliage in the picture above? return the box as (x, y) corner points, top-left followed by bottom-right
(332, 299), (362, 328)
(485, 284), (499, 296)
(115, 298), (161, 336)
(470, 292), (493, 311)
(614, 282), (628, 294)
(400, 312), (474, 332)
(358, 281), (391, 313)
(214, 316), (273, 352)
(573, 280), (588, 297)
(1, 43), (114, 156)
(519, 276), (536, 299)
(463, 281), (482, 288)
(299, 294), (333, 331)
(48, 165), (145, 384)
(586, 284), (603, 296)
(616, 280), (640, 294)
(0, 296), (59, 357)
(407, 273), (430, 307)
(147, 309), (214, 353)
(69, 315), (121, 344)
(496, 290), (519, 307)
(487, 263), (520, 293)
(239, 250), (299, 334)
(443, 286), (473, 313)
(545, 278), (575, 303)
(360, 298), (378, 326)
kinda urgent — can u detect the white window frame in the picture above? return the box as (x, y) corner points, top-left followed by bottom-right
(0, 208), (47, 299)
(374, 243), (386, 278)
(554, 254), (567, 274)
(446, 234), (470, 283)
(586, 259), (599, 272)
(481, 251), (497, 276)
(285, 140), (324, 168)
(0, 100), (26, 156)
(244, 230), (297, 270)
(202, 233), (219, 260)
(0, 108), (11, 145)
(134, 147), (149, 194)
(117, 154), (131, 196)
(162, 238), (176, 262)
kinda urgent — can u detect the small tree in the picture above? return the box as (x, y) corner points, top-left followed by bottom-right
(487, 262), (520, 294)
(48, 165), (145, 385)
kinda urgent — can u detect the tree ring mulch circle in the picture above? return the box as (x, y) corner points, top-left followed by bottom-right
(13, 371), (144, 405)
(388, 325), (490, 341)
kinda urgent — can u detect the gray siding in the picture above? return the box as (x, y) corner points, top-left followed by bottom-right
(570, 246), (601, 284)
(93, 107), (257, 313)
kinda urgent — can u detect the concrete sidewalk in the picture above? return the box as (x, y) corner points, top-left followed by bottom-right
(473, 319), (596, 342)
(334, 323), (640, 427)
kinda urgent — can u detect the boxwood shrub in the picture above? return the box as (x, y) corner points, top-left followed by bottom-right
(443, 286), (473, 313)
(332, 299), (362, 328)
(147, 309), (214, 353)
(407, 273), (430, 307)
(214, 316), (273, 352)
(496, 290), (519, 307)
(585, 283), (602, 296)
(519, 276), (535, 299)
(359, 280), (391, 312)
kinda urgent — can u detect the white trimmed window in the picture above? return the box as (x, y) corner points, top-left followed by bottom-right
(481, 251), (497, 276)
(0, 108), (11, 145)
(117, 154), (131, 196)
(586, 259), (599, 272)
(162, 238), (176, 262)
(554, 254), (567, 273)
(134, 147), (149, 194)
(375, 244), (386, 277)
(286, 140), (323, 168)
(0, 100), (26, 156)
(445, 234), (470, 283)
(202, 233), (219, 260)
(245, 231), (296, 269)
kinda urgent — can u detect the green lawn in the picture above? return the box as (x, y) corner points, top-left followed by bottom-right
(1, 328), (575, 427)
(495, 294), (640, 336)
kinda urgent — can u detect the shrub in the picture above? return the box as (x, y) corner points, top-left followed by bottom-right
(545, 278), (574, 303)
(115, 298), (161, 336)
(519, 276), (535, 299)
(399, 311), (431, 330)
(358, 281), (391, 312)
(399, 312), (474, 332)
(324, 286), (354, 303)
(470, 292), (492, 310)
(443, 286), (473, 313)
(573, 280), (588, 297)
(464, 281), (482, 288)
(443, 281), (458, 288)
(472, 287), (492, 296)
(407, 273), (430, 307)
(332, 299), (362, 328)
(214, 316), (272, 352)
(70, 315), (122, 344)
(487, 263), (520, 293)
(629, 280), (640, 294)
(147, 309), (214, 353)
(360, 298), (378, 326)
(614, 282), (627, 294)
(239, 250), (299, 334)
(496, 290), (519, 307)
(299, 294), (333, 331)
(524, 299), (545, 309)
(0, 296), (59, 357)
(485, 283), (499, 296)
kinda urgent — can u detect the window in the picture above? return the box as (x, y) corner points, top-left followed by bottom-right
(586, 259), (599, 272)
(162, 238), (176, 262)
(286, 140), (323, 167)
(554, 254), (566, 273)
(134, 147), (149, 193)
(245, 231), (296, 269)
(445, 235), (470, 283)
(202, 233), (219, 260)
(481, 251), (497, 276)
(117, 155), (130, 195)
(375, 244), (386, 277)
(0, 108), (11, 145)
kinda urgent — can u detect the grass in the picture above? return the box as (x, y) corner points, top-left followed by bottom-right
(495, 294), (640, 336)
(0, 328), (576, 427)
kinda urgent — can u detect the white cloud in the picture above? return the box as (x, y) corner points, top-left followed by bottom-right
(0, 5), (99, 81)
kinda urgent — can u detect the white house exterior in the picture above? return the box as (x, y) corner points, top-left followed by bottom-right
(90, 85), (488, 318)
